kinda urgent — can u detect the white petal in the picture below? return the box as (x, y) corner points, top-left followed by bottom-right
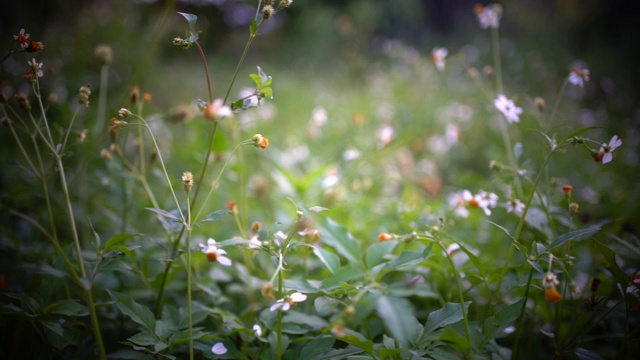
(290, 292), (307, 302)
(218, 255), (232, 266)
(212, 342), (227, 355)
(253, 324), (262, 337)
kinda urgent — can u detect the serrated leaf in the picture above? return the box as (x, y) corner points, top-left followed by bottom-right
(128, 331), (158, 347)
(108, 290), (156, 331)
(177, 12), (198, 30)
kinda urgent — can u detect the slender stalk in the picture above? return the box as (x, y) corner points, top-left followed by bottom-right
(487, 150), (556, 316)
(185, 196), (194, 360)
(510, 267), (534, 360)
(546, 79), (569, 133)
(441, 241), (472, 354)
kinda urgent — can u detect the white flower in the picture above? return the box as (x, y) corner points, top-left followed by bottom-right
(494, 94), (523, 124)
(321, 167), (339, 188)
(343, 148), (361, 161)
(506, 199), (525, 215)
(204, 99), (233, 121)
(252, 324), (262, 337)
(542, 272), (559, 289)
(248, 235), (262, 249)
(598, 135), (622, 164)
(201, 238), (232, 266)
(377, 125), (395, 146)
(568, 68), (590, 88)
(211, 342), (227, 355)
(431, 47), (448, 71)
(445, 243), (460, 256)
(474, 3), (502, 29)
(448, 190), (471, 218)
(27, 58), (43, 77)
(311, 106), (328, 127)
(269, 292), (307, 312)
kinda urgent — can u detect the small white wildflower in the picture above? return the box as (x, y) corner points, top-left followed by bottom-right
(494, 94), (523, 124)
(211, 342), (227, 355)
(269, 292), (307, 312)
(431, 47), (448, 71)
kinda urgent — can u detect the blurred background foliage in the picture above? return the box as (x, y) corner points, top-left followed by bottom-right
(2, 0), (638, 235)
(1, 0), (640, 357)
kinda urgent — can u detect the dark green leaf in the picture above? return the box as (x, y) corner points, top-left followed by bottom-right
(43, 300), (89, 317)
(482, 298), (525, 343)
(320, 266), (364, 290)
(547, 223), (603, 250)
(422, 302), (471, 340)
(104, 233), (136, 252)
(108, 290), (156, 331)
(128, 331), (158, 347)
(561, 125), (606, 143)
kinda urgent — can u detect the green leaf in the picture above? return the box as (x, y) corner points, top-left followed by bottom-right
(421, 302), (471, 341)
(128, 331), (158, 347)
(199, 209), (231, 223)
(145, 207), (180, 221)
(312, 246), (340, 274)
(482, 298), (524, 343)
(108, 290), (156, 332)
(376, 295), (421, 349)
(561, 125), (606, 143)
(260, 86), (273, 99)
(364, 241), (398, 269)
(320, 266), (364, 290)
(249, 73), (261, 88)
(39, 316), (64, 336)
(546, 223), (603, 250)
(375, 248), (430, 278)
(43, 300), (89, 317)
(595, 241), (630, 290)
(177, 12), (197, 30)
(317, 217), (363, 267)
(257, 66), (270, 85)
(104, 233), (136, 252)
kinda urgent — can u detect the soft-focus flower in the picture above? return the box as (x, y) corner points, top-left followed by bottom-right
(377, 125), (395, 146)
(545, 288), (562, 303)
(26, 41), (44, 53)
(431, 47), (448, 71)
(251, 134), (270, 149)
(494, 94), (523, 123)
(378, 232), (393, 242)
(542, 272), (559, 288)
(273, 231), (287, 246)
(321, 167), (339, 188)
(182, 171), (194, 193)
(474, 3), (502, 29)
(562, 185), (573, 195)
(506, 199), (525, 214)
(248, 234), (262, 249)
(568, 68), (590, 88)
(27, 58), (43, 77)
(201, 238), (232, 266)
(253, 324), (262, 337)
(204, 99), (232, 121)
(598, 135), (622, 164)
(14, 29), (30, 48)
(95, 44), (113, 65)
(211, 342), (227, 355)
(343, 148), (361, 161)
(446, 243), (460, 256)
(448, 190), (471, 218)
(270, 292), (307, 312)
(109, 117), (127, 132)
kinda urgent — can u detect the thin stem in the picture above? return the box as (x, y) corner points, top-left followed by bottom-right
(441, 241), (472, 354)
(488, 150), (556, 315)
(546, 79), (569, 133)
(491, 27), (503, 95)
(510, 267), (534, 360)
(195, 41), (213, 104)
(186, 196), (194, 360)
(224, 31), (257, 104)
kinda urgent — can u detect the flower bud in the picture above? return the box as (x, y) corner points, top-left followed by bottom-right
(94, 44), (113, 65)
(182, 171), (194, 193)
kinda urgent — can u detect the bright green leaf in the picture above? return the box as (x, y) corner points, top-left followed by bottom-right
(364, 241), (398, 269)
(422, 302), (471, 340)
(317, 217), (363, 267)
(108, 290), (156, 332)
(199, 209), (231, 223)
(104, 233), (136, 252)
(376, 295), (421, 349)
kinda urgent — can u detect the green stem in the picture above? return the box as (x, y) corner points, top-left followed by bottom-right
(546, 79), (569, 133)
(441, 241), (472, 354)
(186, 196), (194, 360)
(510, 267), (534, 360)
(487, 150), (556, 316)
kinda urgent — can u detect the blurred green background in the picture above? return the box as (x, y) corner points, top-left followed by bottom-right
(1, 0), (639, 240)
